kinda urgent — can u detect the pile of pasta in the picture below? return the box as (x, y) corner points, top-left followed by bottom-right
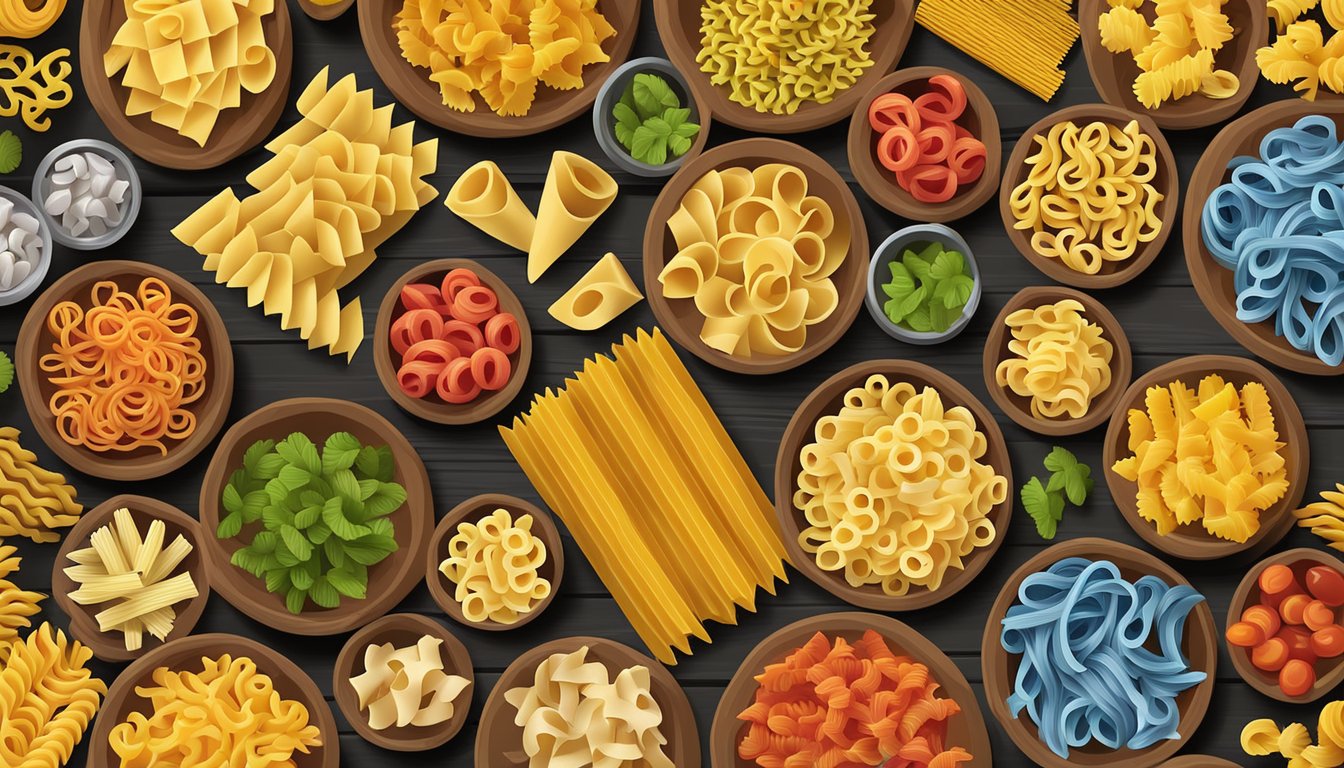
(868, 75), (987, 204)
(394, 0), (615, 117)
(392, 268), (521, 404)
(1111, 374), (1289, 543)
(0, 427), (82, 543)
(1258, 0), (1344, 99)
(1243, 701), (1344, 766)
(737, 630), (973, 768)
(109, 653), (323, 766)
(1201, 114), (1344, 366)
(1297, 484), (1344, 550)
(500, 328), (788, 664)
(1098, 0), (1241, 109)
(915, 0), (1077, 101)
(40, 277), (207, 456)
(0, 0), (64, 38)
(795, 375), (1006, 597)
(173, 67), (438, 361)
(657, 164), (848, 358)
(64, 507), (199, 652)
(0, 545), (44, 658)
(504, 646), (673, 767)
(0, 623), (106, 768)
(0, 44), (71, 132)
(1001, 557), (1207, 758)
(549, 252), (644, 331)
(1008, 118), (1165, 276)
(439, 507), (551, 625)
(104, 0), (276, 146)
(994, 299), (1115, 420)
(697, 0), (876, 115)
(349, 634), (470, 730)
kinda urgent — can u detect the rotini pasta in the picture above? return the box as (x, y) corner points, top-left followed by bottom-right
(1098, 0), (1240, 109)
(0, 544), (44, 661)
(1242, 701), (1344, 767)
(994, 299), (1115, 420)
(549, 252), (643, 331)
(1257, 0), (1344, 99)
(0, 623), (106, 768)
(0, 427), (82, 543)
(1296, 484), (1344, 550)
(0, 45), (71, 132)
(915, 0), (1077, 101)
(439, 508), (551, 625)
(349, 634), (470, 729)
(0, 0), (64, 38)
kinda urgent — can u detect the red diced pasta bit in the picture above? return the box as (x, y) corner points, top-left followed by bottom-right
(1281, 593), (1312, 626)
(1277, 625), (1318, 663)
(1304, 599), (1337, 631)
(485, 312), (520, 355)
(1226, 621), (1264, 648)
(1260, 564), (1301, 599)
(1242, 605), (1282, 639)
(1252, 637), (1289, 671)
(390, 309), (444, 356)
(1279, 658), (1316, 697)
(1306, 566), (1344, 606)
(1312, 625), (1344, 658)
(400, 282), (446, 313)
(451, 285), (499, 325)
(439, 319), (485, 356)
(470, 347), (511, 391)
(402, 338), (460, 368)
(435, 356), (480, 404)
(396, 360), (443, 399)
(439, 268), (481, 303)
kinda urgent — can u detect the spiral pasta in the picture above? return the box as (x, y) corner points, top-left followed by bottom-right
(0, 623), (106, 768)
(1257, 0), (1344, 99)
(794, 376), (1007, 597)
(0, 0), (64, 38)
(994, 299), (1115, 420)
(1242, 701), (1344, 767)
(0, 427), (83, 543)
(0, 45), (71, 132)
(439, 508), (551, 625)
(0, 545), (44, 661)
(1098, 0), (1239, 109)
(1008, 118), (1165, 275)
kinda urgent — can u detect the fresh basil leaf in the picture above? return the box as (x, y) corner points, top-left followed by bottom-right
(613, 102), (640, 148)
(217, 512), (243, 540)
(309, 576), (340, 609)
(667, 133), (692, 158)
(903, 304), (933, 332)
(285, 587), (308, 614)
(631, 125), (668, 166)
(902, 249), (933, 282)
(327, 568), (367, 600)
(633, 73), (678, 120)
(222, 484), (243, 515)
(1021, 477), (1058, 539)
(1043, 446), (1080, 474)
(930, 249), (966, 280)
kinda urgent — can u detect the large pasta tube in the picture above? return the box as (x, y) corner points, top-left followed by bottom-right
(548, 252), (643, 331)
(528, 151), (617, 283)
(445, 161), (536, 252)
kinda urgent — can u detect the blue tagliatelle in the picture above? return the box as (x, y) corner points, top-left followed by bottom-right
(1201, 114), (1344, 367)
(999, 557), (1207, 759)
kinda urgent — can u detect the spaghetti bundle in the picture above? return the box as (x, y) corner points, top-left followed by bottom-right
(39, 278), (206, 455)
(915, 0), (1078, 101)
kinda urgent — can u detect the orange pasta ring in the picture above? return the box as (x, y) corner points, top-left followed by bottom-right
(397, 359), (444, 399)
(898, 165), (960, 204)
(439, 268), (482, 303)
(484, 312), (520, 355)
(451, 285), (499, 325)
(922, 74), (968, 122)
(949, 137), (988, 185)
(402, 338), (461, 367)
(470, 346), (512, 391)
(869, 93), (920, 134)
(916, 124), (956, 165)
(390, 309), (444, 356)
(439, 319), (485, 356)
(400, 282), (448, 314)
(435, 356), (481, 404)
(877, 126), (921, 174)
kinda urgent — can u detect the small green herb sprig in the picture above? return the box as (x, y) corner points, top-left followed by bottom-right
(881, 241), (975, 334)
(613, 73), (700, 166)
(1021, 446), (1095, 540)
(217, 432), (407, 614)
(0, 131), (20, 174)
(0, 350), (13, 394)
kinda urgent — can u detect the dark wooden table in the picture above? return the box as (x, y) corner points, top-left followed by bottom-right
(1, 3), (1338, 766)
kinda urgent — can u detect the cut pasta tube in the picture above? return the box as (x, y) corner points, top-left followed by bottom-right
(549, 253), (643, 331)
(446, 161), (536, 252)
(528, 151), (617, 282)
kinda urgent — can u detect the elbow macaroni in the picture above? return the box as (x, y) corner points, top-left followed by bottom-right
(440, 508), (550, 625)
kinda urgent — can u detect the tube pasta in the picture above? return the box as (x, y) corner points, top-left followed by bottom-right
(0, 545), (44, 661)
(0, 45), (71, 132)
(0, 0), (65, 38)
(446, 161), (536, 252)
(348, 634), (469, 729)
(549, 252), (643, 331)
(528, 151), (617, 283)
(439, 508), (551, 625)
(0, 623), (106, 768)
(994, 299), (1115, 420)
(0, 427), (82, 543)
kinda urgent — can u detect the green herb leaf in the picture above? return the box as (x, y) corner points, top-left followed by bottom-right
(661, 106), (690, 129)
(294, 504), (321, 529)
(883, 261), (915, 300)
(324, 537), (346, 569)
(330, 469), (361, 503)
(252, 531), (279, 554)
(903, 304), (933, 332)
(1044, 446), (1079, 474)
(613, 102), (640, 148)
(323, 496), (370, 541)
(915, 241), (942, 263)
(0, 131), (21, 174)
(265, 568), (288, 594)
(883, 298), (907, 324)
(0, 351), (13, 394)
(902, 249), (933, 282)
(289, 567), (315, 591)
(898, 284), (927, 318)
(217, 512), (244, 540)
(928, 300), (953, 333)
(673, 120), (700, 139)
(285, 587), (308, 614)
(934, 273), (974, 310)
(277, 464), (310, 491)
(276, 432), (321, 475)
(345, 537), (397, 565)
(930, 249), (966, 280)
(327, 568), (367, 599)
(222, 485), (244, 516)
(1021, 477), (1062, 540)
(1064, 468), (1093, 507)
(633, 73), (678, 120)
(365, 482), (407, 518)
(667, 133), (692, 158)
(279, 524), (312, 561)
(309, 576), (340, 609)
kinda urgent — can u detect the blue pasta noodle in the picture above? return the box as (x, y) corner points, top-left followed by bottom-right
(1000, 557), (1207, 759)
(1200, 114), (1344, 366)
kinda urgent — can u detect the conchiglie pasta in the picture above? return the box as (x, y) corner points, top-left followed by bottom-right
(994, 299), (1115, 420)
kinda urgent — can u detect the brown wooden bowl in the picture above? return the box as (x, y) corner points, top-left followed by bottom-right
(358, 0), (639, 138)
(981, 538), (1218, 768)
(373, 259), (532, 425)
(298, 0), (354, 21)
(198, 397), (433, 636)
(1102, 355), (1308, 560)
(710, 611), (993, 768)
(655, 0), (916, 134)
(476, 636), (700, 767)
(1226, 548), (1344, 704)
(774, 359), (1013, 610)
(86, 633), (340, 768)
(1183, 99), (1344, 376)
(1158, 758), (1243, 768)
(1079, 0), (1265, 131)
(425, 493), (564, 632)
(332, 613), (474, 751)
(79, 0), (293, 169)
(51, 494), (211, 662)
(1000, 104), (1179, 290)
(643, 138), (869, 375)
(15, 260), (235, 481)
(847, 67), (1001, 222)
(982, 286), (1133, 436)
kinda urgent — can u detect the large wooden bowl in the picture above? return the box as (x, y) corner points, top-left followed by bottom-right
(1159, 759), (1242, 768)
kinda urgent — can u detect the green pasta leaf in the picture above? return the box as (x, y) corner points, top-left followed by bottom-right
(0, 351), (14, 394)
(0, 131), (21, 174)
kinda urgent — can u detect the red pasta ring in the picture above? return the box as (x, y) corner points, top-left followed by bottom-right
(869, 93), (920, 134)
(924, 74), (968, 121)
(440, 268), (481, 303)
(953, 124), (974, 141)
(435, 356), (481, 404)
(898, 165), (960, 204)
(397, 359), (444, 399)
(390, 309), (444, 356)
(877, 126), (920, 173)
(403, 338), (461, 367)
(440, 319), (485, 356)
(485, 312), (520, 355)
(916, 124), (955, 165)
(451, 285), (499, 325)
(949, 138), (988, 185)
(470, 347), (512, 391)
(400, 283), (447, 314)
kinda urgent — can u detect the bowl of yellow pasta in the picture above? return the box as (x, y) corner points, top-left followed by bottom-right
(1000, 104), (1179, 290)
(773, 359), (1013, 611)
(1102, 355), (1308, 560)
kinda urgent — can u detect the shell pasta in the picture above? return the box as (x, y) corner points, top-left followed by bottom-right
(439, 508), (551, 625)
(994, 299), (1115, 420)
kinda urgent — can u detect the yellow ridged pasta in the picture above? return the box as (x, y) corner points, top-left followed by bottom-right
(994, 300), (1115, 420)
(1242, 702), (1344, 767)
(0, 427), (82, 543)
(915, 0), (1077, 101)
(1295, 483), (1344, 550)
(439, 508), (551, 625)
(0, 545), (44, 661)
(1098, 0), (1239, 109)
(0, 623), (106, 768)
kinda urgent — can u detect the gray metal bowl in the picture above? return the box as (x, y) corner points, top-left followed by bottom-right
(0, 185), (53, 307)
(865, 223), (982, 345)
(592, 57), (710, 177)
(32, 139), (142, 250)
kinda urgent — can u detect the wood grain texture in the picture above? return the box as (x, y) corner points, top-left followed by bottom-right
(0, 2), (1340, 765)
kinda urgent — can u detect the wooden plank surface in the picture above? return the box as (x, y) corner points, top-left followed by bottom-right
(0, 2), (1337, 765)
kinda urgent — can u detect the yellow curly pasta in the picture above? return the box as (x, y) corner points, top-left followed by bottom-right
(0, 427), (83, 543)
(1257, 1), (1344, 99)
(1098, 0), (1239, 109)
(994, 299), (1115, 420)
(439, 508), (551, 625)
(0, 45), (71, 132)
(1295, 483), (1344, 550)
(0, 0), (65, 38)
(1243, 702), (1344, 767)
(1099, 6), (1156, 56)
(1270, 0), (1321, 32)
(0, 623), (106, 768)
(0, 545), (44, 661)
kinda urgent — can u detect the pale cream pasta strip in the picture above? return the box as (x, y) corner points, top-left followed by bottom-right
(349, 634), (470, 730)
(528, 151), (617, 283)
(549, 252), (643, 331)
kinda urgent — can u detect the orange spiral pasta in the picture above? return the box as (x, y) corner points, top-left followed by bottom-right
(39, 278), (207, 455)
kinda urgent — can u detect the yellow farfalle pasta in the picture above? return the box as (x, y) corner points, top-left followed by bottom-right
(439, 508), (551, 625)
(1242, 702), (1344, 767)
(915, 0), (1078, 101)
(0, 545), (44, 661)
(549, 252), (643, 331)
(1098, 0), (1239, 109)
(348, 634), (470, 730)
(994, 299), (1115, 420)
(0, 0), (65, 38)
(794, 376), (1007, 597)
(0, 45), (71, 132)
(394, 0), (615, 117)
(108, 653), (323, 768)
(1111, 374), (1290, 543)
(0, 623), (106, 768)
(1008, 119), (1165, 275)
(0, 427), (82, 543)
(1295, 483), (1344, 550)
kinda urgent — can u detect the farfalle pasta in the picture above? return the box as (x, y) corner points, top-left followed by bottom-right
(994, 299), (1115, 420)
(0, 45), (71, 132)
(349, 634), (470, 730)
(794, 376), (1007, 596)
(1097, 0), (1240, 109)
(549, 252), (643, 331)
(0, 427), (82, 543)
(1243, 701), (1344, 766)
(0, 545), (44, 660)
(439, 508), (551, 625)
(0, 623), (106, 768)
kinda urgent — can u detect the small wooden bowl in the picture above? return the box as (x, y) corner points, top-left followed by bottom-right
(373, 259), (532, 425)
(358, 0), (639, 138)
(1226, 548), (1344, 703)
(983, 286), (1133, 436)
(655, 0), (916, 134)
(298, 0), (354, 20)
(198, 398), (433, 636)
(332, 613), (474, 751)
(51, 494), (211, 662)
(643, 138), (869, 375)
(1102, 355), (1308, 560)
(79, 0), (293, 169)
(425, 493), (564, 632)
(847, 67), (1001, 222)
(476, 636), (700, 767)
(1079, 0), (1265, 131)
(711, 612), (993, 767)
(1184, 99), (1344, 376)
(1159, 759), (1242, 768)
(981, 538), (1218, 768)
(15, 260), (235, 481)
(85, 633), (340, 768)
(1000, 104), (1179, 290)
(774, 359), (1013, 611)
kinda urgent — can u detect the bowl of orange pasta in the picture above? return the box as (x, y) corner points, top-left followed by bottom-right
(15, 260), (234, 481)
(774, 360), (1013, 612)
